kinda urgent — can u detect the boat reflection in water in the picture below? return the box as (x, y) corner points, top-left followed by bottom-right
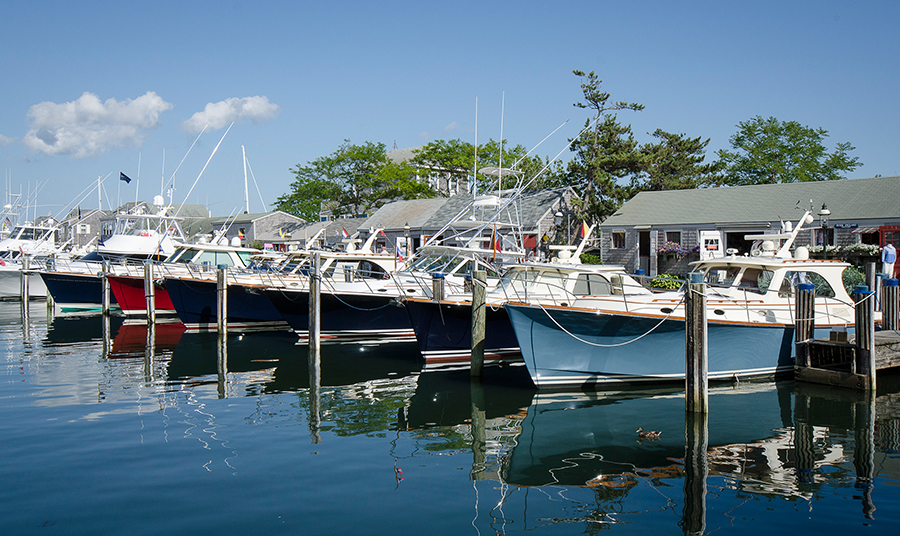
(451, 376), (900, 532)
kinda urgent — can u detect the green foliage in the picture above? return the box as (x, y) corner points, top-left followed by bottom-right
(410, 138), (565, 192)
(250, 240), (264, 250)
(640, 129), (723, 190)
(650, 273), (684, 290)
(567, 70), (646, 224)
(842, 266), (866, 294)
(716, 116), (862, 185)
(579, 252), (602, 264)
(276, 140), (437, 221)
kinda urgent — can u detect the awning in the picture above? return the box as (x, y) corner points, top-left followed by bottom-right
(852, 227), (879, 234)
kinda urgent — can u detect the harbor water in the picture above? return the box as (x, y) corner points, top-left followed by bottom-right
(2, 302), (900, 534)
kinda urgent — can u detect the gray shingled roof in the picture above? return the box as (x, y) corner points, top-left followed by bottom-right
(359, 198), (447, 230)
(599, 176), (900, 227)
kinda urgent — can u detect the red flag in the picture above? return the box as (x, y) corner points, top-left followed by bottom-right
(379, 229), (387, 237)
(580, 221), (589, 238)
(341, 227), (349, 238)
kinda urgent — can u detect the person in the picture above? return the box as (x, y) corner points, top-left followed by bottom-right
(883, 243), (897, 277)
(380, 245), (388, 254)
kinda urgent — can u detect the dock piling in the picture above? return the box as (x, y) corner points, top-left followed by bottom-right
(881, 278), (898, 330)
(20, 255), (30, 301)
(853, 285), (876, 391)
(144, 261), (155, 325)
(216, 265), (228, 335)
(794, 282), (816, 368)
(309, 251), (321, 354)
(685, 272), (708, 414)
(101, 260), (111, 315)
(471, 270), (486, 377)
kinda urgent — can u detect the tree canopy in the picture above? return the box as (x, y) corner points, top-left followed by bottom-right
(715, 116), (862, 185)
(276, 140), (436, 221)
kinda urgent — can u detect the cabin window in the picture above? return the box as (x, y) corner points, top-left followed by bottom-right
(778, 271), (835, 298)
(194, 251), (235, 267)
(702, 266), (741, 287)
(612, 231), (625, 249)
(573, 273), (612, 296)
(737, 268), (774, 294)
(666, 231), (681, 244)
(358, 260), (388, 279)
(884, 230), (900, 248)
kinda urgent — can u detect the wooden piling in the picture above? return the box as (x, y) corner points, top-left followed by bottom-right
(794, 282), (816, 368)
(685, 272), (708, 414)
(20, 255), (30, 301)
(144, 261), (156, 325)
(101, 260), (111, 315)
(882, 278), (898, 331)
(309, 251), (321, 354)
(216, 264), (228, 335)
(853, 285), (876, 391)
(471, 270), (486, 377)
(683, 410), (708, 535)
(432, 273), (445, 302)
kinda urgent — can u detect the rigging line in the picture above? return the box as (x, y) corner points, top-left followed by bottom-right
(534, 292), (687, 348)
(175, 122), (234, 218)
(243, 154), (268, 211)
(164, 125), (207, 196)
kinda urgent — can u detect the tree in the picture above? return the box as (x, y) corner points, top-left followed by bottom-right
(639, 129), (723, 190)
(410, 138), (565, 193)
(567, 70), (646, 223)
(716, 116), (862, 185)
(276, 140), (436, 221)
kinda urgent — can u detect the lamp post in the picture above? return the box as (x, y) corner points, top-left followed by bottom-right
(404, 223), (410, 258)
(819, 203), (831, 260)
(554, 211), (563, 244)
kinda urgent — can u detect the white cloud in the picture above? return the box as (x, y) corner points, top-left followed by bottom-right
(0, 134), (14, 147)
(181, 96), (280, 133)
(23, 91), (173, 158)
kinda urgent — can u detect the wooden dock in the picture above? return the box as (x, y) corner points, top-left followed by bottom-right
(795, 331), (900, 389)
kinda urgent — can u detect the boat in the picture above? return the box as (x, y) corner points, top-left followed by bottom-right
(0, 219), (60, 299)
(40, 201), (187, 312)
(404, 225), (652, 368)
(106, 236), (261, 319)
(505, 210), (862, 389)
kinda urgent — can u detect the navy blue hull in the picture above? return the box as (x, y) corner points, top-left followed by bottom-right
(404, 298), (520, 366)
(264, 288), (412, 338)
(40, 271), (112, 308)
(164, 278), (287, 329)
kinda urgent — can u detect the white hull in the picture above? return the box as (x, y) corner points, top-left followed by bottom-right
(0, 268), (47, 299)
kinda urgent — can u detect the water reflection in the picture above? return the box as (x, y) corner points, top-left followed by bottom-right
(8, 300), (900, 533)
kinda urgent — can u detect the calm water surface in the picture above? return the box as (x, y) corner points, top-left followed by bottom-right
(2, 302), (899, 534)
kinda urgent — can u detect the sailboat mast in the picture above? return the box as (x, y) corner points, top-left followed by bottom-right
(242, 145), (249, 213)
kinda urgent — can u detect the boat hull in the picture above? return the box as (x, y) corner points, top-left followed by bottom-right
(404, 298), (520, 367)
(40, 271), (112, 311)
(0, 268), (47, 299)
(164, 277), (288, 331)
(264, 287), (414, 340)
(108, 275), (176, 317)
(504, 303), (823, 389)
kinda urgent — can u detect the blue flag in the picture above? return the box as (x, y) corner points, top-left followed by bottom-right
(120, 172), (132, 184)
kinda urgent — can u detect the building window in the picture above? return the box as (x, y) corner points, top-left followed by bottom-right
(612, 231), (625, 249)
(884, 229), (900, 248)
(816, 229), (834, 247)
(666, 231), (681, 244)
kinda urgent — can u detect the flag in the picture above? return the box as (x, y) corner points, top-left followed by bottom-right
(238, 230), (245, 239)
(379, 229), (386, 237)
(396, 249), (404, 261)
(119, 172), (132, 184)
(2, 217), (9, 230)
(341, 227), (349, 239)
(580, 221), (589, 238)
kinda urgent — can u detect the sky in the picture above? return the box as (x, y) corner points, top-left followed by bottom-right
(1, 1), (898, 221)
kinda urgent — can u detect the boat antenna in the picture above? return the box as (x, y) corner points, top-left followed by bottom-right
(473, 96), (478, 211)
(164, 125), (208, 207)
(135, 152), (141, 206)
(175, 122), (233, 218)
(242, 144), (249, 214)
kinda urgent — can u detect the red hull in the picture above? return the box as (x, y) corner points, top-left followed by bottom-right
(108, 275), (177, 316)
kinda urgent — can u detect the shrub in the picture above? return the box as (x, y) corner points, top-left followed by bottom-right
(651, 273), (684, 290)
(842, 266), (866, 294)
(580, 252), (602, 265)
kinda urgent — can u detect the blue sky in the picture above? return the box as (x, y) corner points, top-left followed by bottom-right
(1, 1), (897, 220)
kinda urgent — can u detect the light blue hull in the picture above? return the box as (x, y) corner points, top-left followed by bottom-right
(505, 303), (827, 389)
